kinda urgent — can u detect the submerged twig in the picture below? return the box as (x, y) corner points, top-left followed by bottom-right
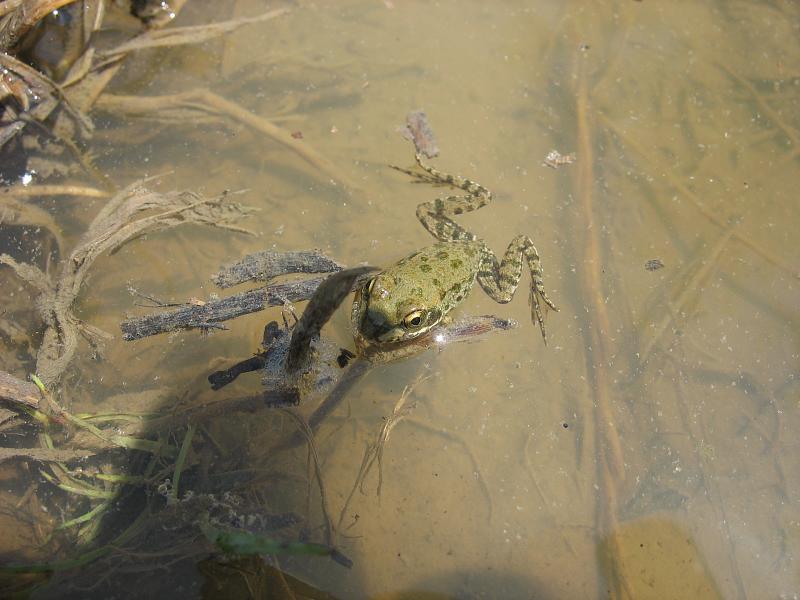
(0, 194), (66, 254)
(0, 184), (110, 198)
(573, 42), (629, 599)
(636, 224), (737, 368)
(0, 50), (93, 150)
(96, 90), (360, 190)
(598, 113), (800, 280)
(338, 373), (429, 529)
(0, 0), (79, 50)
(279, 409), (337, 552)
(98, 10), (290, 59)
(0, 370), (41, 409)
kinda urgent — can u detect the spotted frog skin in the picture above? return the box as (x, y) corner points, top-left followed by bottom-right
(352, 153), (558, 347)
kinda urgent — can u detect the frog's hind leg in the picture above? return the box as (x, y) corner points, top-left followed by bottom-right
(392, 153), (493, 243)
(415, 200), (482, 243)
(477, 235), (558, 343)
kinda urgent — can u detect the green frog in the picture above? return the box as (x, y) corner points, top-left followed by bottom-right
(352, 153), (558, 348)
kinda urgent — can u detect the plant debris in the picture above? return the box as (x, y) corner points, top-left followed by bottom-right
(542, 149), (576, 168)
(398, 109), (439, 158)
(1, 178), (255, 386)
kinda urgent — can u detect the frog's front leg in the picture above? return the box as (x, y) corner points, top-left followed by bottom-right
(477, 236), (559, 343)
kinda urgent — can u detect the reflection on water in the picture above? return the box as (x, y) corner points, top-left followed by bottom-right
(1, 0), (798, 598)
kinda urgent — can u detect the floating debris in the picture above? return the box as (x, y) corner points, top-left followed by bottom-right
(398, 110), (439, 158)
(645, 258), (665, 271)
(543, 149), (576, 169)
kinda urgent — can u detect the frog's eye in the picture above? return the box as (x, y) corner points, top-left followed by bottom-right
(403, 310), (425, 329)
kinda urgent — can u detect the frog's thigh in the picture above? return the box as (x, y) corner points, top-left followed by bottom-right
(476, 236), (536, 302)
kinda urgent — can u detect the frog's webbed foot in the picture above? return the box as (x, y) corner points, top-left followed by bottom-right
(391, 153), (491, 195)
(336, 348), (356, 368)
(530, 286), (559, 346)
(389, 162), (444, 187)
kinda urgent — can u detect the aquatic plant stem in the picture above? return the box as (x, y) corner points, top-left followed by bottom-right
(169, 424), (196, 505)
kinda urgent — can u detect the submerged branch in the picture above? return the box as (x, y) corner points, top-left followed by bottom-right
(0, 370), (40, 409)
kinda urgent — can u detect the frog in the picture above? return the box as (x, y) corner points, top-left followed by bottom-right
(352, 153), (558, 348)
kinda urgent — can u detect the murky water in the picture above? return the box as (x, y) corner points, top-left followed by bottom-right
(1, 0), (798, 598)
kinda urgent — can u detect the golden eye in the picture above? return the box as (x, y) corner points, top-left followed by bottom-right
(403, 310), (424, 329)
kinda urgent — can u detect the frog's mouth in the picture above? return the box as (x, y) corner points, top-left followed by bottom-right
(359, 309), (405, 343)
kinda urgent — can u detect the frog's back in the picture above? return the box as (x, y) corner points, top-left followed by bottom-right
(383, 241), (482, 315)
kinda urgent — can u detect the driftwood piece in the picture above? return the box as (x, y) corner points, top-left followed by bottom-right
(212, 250), (343, 289)
(122, 275), (369, 341)
(123, 249), (376, 341)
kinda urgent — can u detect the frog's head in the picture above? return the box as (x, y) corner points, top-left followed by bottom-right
(354, 275), (443, 344)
